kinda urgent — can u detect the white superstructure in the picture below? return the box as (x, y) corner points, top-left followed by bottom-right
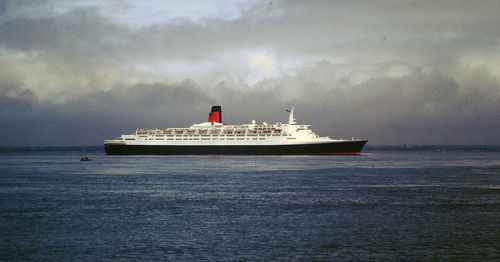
(104, 107), (355, 146)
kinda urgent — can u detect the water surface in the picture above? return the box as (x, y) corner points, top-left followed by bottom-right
(1, 147), (499, 260)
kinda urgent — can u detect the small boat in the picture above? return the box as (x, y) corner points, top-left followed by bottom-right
(80, 157), (92, 161)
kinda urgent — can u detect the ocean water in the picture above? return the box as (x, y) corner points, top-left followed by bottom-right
(1, 146), (499, 261)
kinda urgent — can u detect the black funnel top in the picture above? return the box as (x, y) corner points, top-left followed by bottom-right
(211, 106), (221, 112)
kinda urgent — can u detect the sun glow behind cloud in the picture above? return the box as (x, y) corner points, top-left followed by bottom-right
(246, 51), (281, 83)
(117, 50), (284, 87)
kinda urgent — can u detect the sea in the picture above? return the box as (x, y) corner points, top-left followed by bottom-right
(1, 145), (499, 261)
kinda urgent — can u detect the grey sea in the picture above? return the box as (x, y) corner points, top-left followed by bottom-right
(1, 146), (499, 261)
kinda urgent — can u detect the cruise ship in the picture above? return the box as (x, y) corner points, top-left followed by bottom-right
(104, 106), (367, 155)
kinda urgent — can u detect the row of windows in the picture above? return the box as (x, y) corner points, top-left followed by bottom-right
(148, 134), (282, 137)
(138, 137), (267, 141)
(132, 134), (287, 139)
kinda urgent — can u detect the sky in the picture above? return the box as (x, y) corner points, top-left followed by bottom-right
(0, 0), (499, 146)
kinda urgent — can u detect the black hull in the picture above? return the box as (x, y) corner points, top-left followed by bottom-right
(104, 140), (367, 155)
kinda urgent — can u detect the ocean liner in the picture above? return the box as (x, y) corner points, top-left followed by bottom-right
(104, 106), (367, 155)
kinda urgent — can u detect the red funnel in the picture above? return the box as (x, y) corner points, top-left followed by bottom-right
(208, 106), (222, 123)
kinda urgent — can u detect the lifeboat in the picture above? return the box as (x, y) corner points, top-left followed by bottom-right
(80, 157), (92, 161)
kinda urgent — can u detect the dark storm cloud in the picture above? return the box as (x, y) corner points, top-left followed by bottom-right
(1, 0), (499, 74)
(0, 7), (129, 64)
(0, 88), (35, 122)
(2, 1), (495, 64)
(214, 62), (500, 145)
(0, 1), (6, 14)
(0, 1), (499, 145)
(4, 61), (498, 146)
(0, 81), (217, 145)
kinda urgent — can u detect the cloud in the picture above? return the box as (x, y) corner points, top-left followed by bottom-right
(213, 61), (500, 145)
(0, 81), (218, 145)
(1, 61), (499, 145)
(0, 1), (499, 145)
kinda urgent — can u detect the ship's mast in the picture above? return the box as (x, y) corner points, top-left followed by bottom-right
(288, 106), (296, 125)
